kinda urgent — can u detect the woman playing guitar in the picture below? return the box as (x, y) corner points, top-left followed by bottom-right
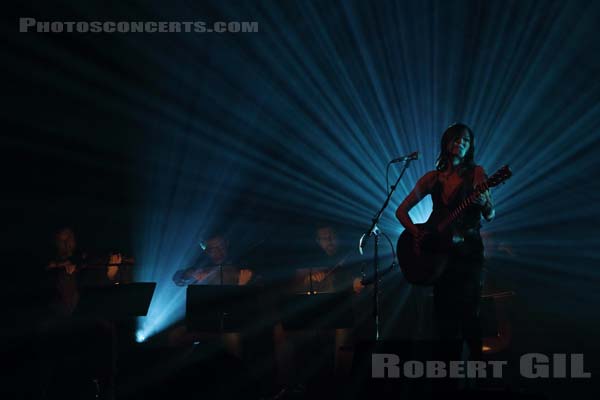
(395, 123), (495, 363)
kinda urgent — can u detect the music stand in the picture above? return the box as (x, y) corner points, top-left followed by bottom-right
(75, 282), (156, 319)
(186, 285), (262, 333)
(280, 290), (354, 330)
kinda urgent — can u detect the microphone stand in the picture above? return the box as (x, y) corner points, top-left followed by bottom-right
(359, 158), (414, 341)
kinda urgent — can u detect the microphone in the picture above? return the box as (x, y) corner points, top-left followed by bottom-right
(389, 151), (419, 163)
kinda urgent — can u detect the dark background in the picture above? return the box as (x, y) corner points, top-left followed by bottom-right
(2, 0), (600, 398)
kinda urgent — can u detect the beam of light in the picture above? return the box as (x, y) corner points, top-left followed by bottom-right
(135, 331), (146, 343)
(132, 128), (253, 340)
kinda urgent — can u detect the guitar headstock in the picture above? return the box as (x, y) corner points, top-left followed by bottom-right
(487, 165), (512, 188)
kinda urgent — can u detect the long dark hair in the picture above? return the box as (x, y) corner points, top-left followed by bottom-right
(435, 123), (476, 173)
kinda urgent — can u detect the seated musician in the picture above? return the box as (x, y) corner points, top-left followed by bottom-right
(310, 223), (365, 294)
(172, 233), (253, 286)
(46, 226), (128, 314)
(275, 223), (367, 385)
(44, 226), (129, 400)
(169, 232), (253, 355)
(313, 223), (370, 374)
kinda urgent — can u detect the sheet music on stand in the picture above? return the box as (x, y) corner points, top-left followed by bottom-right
(74, 282), (156, 319)
(280, 290), (354, 330)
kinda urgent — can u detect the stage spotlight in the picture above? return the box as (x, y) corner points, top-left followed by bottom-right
(135, 331), (146, 343)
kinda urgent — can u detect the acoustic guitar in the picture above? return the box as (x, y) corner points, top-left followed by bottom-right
(396, 165), (512, 285)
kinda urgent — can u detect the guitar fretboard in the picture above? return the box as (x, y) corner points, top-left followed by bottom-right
(438, 181), (489, 231)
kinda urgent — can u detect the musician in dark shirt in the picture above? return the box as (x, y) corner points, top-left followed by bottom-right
(275, 223), (368, 384)
(172, 233), (253, 286)
(313, 223), (371, 375)
(297, 223), (365, 294)
(44, 226), (128, 400)
(169, 233), (252, 355)
(395, 123), (495, 364)
(46, 227), (128, 313)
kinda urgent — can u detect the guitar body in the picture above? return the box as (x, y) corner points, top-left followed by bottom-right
(396, 215), (454, 286)
(397, 164), (512, 286)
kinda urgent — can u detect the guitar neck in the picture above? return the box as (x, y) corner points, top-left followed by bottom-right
(438, 182), (489, 231)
